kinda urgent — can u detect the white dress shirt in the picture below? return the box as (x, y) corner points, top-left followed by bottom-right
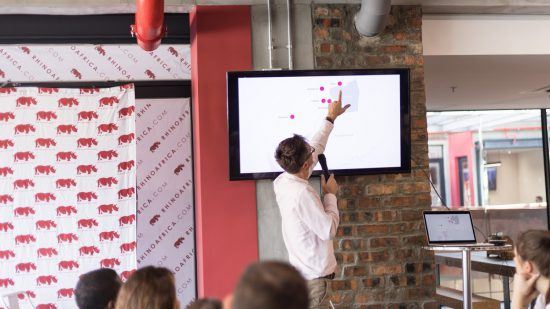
(534, 294), (550, 309)
(273, 120), (339, 280)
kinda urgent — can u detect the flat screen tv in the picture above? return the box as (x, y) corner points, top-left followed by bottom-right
(227, 68), (411, 180)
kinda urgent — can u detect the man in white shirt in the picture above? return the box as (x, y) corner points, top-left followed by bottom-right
(273, 91), (349, 309)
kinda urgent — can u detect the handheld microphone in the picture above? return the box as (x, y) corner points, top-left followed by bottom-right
(317, 154), (330, 180)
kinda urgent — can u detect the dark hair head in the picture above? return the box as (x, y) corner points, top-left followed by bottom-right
(275, 135), (311, 174)
(186, 298), (222, 309)
(115, 266), (177, 309)
(232, 261), (308, 309)
(75, 268), (122, 309)
(516, 230), (550, 277)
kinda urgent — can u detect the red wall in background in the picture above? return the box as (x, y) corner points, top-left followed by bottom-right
(190, 6), (258, 299)
(448, 132), (476, 207)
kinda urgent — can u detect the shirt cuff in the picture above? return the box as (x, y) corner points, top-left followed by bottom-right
(323, 193), (337, 210)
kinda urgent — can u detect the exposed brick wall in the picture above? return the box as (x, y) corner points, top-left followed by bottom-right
(312, 5), (435, 308)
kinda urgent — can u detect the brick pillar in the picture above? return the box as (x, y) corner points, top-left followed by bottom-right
(313, 5), (436, 308)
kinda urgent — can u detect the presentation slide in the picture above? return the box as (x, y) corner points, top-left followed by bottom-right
(425, 213), (476, 242)
(237, 74), (402, 174)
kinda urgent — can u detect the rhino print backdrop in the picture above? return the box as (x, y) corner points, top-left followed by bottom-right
(0, 86), (137, 308)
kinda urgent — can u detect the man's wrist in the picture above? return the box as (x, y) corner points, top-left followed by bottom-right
(326, 116), (334, 124)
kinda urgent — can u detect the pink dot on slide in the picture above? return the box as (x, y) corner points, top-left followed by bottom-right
(338, 81), (342, 86)
(320, 86), (324, 91)
(321, 99), (326, 103)
(328, 99), (332, 103)
(290, 114), (295, 119)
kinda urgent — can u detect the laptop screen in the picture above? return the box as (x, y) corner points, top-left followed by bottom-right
(423, 211), (476, 244)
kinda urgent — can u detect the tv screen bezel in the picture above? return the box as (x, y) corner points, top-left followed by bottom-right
(227, 68), (411, 181)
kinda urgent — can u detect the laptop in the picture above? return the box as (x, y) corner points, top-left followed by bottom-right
(423, 211), (493, 247)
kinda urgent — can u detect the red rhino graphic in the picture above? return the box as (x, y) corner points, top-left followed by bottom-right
(168, 46), (179, 57)
(77, 218), (98, 229)
(57, 233), (78, 243)
(55, 178), (77, 189)
(149, 214), (161, 226)
(119, 214), (136, 226)
(18, 290), (36, 299)
(118, 133), (135, 145)
(56, 151), (77, 161)
(98, 177), (118, 188)
(56, 124), (78, 134)
(0, 168), (14, 177)
(77, 164), (98, 175)
(99, 231), (120, 241)
(0, 112), (15, 121)
(145, 69), (156, 79)
(38, 87), (59, 94)
(71, 68), (82, 80)
(0, 194), (13, 203)
(36, 304), (56, 309)
(120, 84), (134, 90)
(99, 96), (119, 107)
(58, 97), (79, 107)
(80, 87), (99, 94)
(100, 258), (121, 268)
(20, 46), (30, 54)
(174, 164), (185, 175)
(118, 187), (135, 199)
(36, 275), (57, 286)
(98, 150), (118, 160)
(35, 192), (56, 202)
(0, 250), (15, 260)
(120, 270), (136, 282)
(95, 45), (106, 56)
(0, 87), (16, 94)
(15, 262), (37, 273)
(118, 160), (135, 172)
(120, 241), (137, 253)
(37, 248), (58, 258)
(78, 110), (99, 121)
(14, 124), (35, 134)
(118, 106), (135, 118)
(16, 97), (37, 107)
(0, 222), (14, 232)
(57, 288), (74, 298)
(98, 204), (119, 214)
(14, 207), (35, 217)
(97, 123), (118, 134)
(79, 246), (100, 256)
(56, 206), (77, 216)
(0, 139), (14, 149)
(174, 237), (185, 248)
(36, 220), (57, 230)
(0, 278), (14, 287)
(77, 192), (98, 202)
(13, 179), (35, 189)
(15, 234), (36, 245)
(14, 151), (35, 162)
(36, 111), (57, 121)
(77, 137), (98, 148)
(35, 165), (56, 175)
(58, 261), (79, 271)
(35, 138), (56, 148)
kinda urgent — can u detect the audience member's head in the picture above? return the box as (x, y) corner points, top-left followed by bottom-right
(515, 230), (550, 278)
(186, 298), (222, 309)
(231, 261), (308, 309)
(75, 268), (122, 309)
(115, 266), (178, 309)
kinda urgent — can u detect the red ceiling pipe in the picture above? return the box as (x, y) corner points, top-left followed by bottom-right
(131, 0), (166, 51)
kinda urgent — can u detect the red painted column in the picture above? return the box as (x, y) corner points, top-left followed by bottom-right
(190, 6), (258, 299)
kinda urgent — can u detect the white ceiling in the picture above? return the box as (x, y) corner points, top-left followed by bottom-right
(424, 55), (550, 111)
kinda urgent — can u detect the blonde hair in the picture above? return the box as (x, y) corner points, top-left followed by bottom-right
(115, 266), (177, 309)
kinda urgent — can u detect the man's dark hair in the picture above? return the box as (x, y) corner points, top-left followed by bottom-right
(232, 261), (308, 309)
(186, 298), (222, 309)
(275, 134), (310, 174)
(75, 268), (122, 309)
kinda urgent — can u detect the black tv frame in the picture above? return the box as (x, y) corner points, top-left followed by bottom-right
(227, 68), (411, 181)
